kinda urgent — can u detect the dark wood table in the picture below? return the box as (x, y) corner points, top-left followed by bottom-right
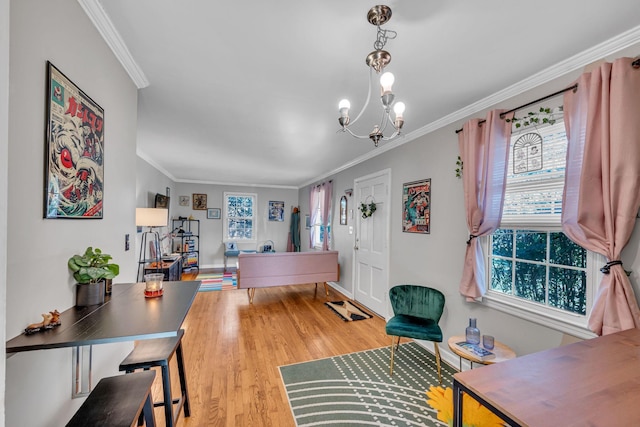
(7, 281), (199, 353)
(6, 281), (199, 397)
(453, 328), (640, 427)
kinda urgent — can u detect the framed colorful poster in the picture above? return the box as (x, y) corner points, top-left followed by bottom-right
(45, 61), (104, 219)
(402, 179), (431, 234)
(207, 208), (221, 219)
(268, 201), (285, 221)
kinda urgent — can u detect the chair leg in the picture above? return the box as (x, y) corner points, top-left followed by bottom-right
(389, 336), (395, 376)
(434, 342), (442, 385)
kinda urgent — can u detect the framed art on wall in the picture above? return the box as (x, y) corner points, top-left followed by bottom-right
(268, 201), (285, 221)
(207, 208), (221, 219)
(193, 193), (207, 210)
(340, 196), (347, 225)
(45, 61), (104, 219)
(179, 195), (189, 206)
(402, 179), (431, 234)
(154, 193), (169, 208)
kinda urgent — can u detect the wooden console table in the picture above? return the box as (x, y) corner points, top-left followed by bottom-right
(453, 328), (640, 426)
(144, 258), (183, 281)
(6, 281), (199, 396)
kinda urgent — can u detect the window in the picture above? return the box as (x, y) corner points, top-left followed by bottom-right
(482, 120), (600, 338)
(312, 217), (331, 249)
(310, 185), (331, 249)
(223, 192), (256, 242)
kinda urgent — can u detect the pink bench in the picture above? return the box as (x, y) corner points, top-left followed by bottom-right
(237, 251), (339, 303)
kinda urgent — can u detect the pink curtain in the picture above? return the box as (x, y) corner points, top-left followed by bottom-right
(458, 110), (513, 300)
(562, 58), (640, 335)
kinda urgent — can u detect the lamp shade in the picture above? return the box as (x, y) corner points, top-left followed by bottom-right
(135, 208), (168, 227)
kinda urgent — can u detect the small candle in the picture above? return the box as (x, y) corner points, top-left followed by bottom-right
(144, 273), (164, 298)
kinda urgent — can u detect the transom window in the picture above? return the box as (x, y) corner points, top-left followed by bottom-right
(223, 192), (256, 242)
(482, 118), (600, 338)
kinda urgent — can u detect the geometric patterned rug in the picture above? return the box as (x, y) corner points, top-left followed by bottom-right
(279, 342), (455, 426)
(195, 271), (237, 292)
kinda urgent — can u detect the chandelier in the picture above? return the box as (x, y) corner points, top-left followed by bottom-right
(338, 5), (405, 147)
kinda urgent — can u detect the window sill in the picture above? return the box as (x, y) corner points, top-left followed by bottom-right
(482, 293), (597, 340)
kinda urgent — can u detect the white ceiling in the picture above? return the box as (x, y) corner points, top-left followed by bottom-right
(82, 0), (640, 188)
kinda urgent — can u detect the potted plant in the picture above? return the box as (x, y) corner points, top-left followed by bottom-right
(68, 247), (120, 306)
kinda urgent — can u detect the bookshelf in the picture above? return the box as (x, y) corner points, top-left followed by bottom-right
(172, 218), (199, 273)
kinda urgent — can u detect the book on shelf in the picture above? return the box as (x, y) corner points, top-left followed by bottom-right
(455, 341), (495, 360)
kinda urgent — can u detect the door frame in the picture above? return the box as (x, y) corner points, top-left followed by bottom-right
(352, 168), (391, 318)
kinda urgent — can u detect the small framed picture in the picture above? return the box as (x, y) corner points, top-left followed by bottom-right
(268, 201), (285, 221)
(305, 214), (311, 229)
(193, 193), (207, 210)
(339, 196), (347, 225)
(179, 196), (189, 206)
(402, 179), (431, 234)
(207, 208), (221, 219)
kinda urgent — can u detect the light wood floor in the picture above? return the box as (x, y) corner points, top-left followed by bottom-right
(147, 270), (393, 426)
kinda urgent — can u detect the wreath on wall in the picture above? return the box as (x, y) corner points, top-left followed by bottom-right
(359, 197), (377, 219)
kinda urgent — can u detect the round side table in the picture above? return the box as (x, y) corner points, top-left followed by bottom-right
(448, 335), (516, 371)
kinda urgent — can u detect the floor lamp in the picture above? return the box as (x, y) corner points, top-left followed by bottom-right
(136, 208), (169, 282)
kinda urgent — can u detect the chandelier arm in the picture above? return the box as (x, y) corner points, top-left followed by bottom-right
(381, 130), (400, 141)
(378, 108), (391, 133)
(343, 127), (373, 140)
(346, 67), (375, 128)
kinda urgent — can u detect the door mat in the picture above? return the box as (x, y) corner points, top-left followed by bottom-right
(195, 271), (237, 292)
(325, 300), (372, 321)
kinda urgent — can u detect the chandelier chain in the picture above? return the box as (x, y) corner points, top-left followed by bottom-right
(373, 27), (397, 51)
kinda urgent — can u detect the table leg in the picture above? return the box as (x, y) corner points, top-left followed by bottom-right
(453, 378), (521, 427)
(453, 378), (463, 427)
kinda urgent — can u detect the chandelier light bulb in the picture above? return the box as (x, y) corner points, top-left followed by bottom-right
(393, 101), (405, 119)
(337, 5), (404, 146)
(380, 72), (395, 94)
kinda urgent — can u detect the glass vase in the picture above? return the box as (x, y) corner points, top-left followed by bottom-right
(465, 318), (481, 345)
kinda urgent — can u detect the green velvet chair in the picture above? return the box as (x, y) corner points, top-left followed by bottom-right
(386, 284), (445, 384)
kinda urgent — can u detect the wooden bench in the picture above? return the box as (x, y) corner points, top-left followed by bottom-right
(66, 371), (156, 426)
(119, 329), (190, 427)
(237, 251), (339, 303)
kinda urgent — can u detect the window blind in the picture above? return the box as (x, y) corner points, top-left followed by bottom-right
(501, 121), (567, 226)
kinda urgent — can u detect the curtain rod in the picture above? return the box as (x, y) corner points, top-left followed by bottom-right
(455, 84), (578, 134)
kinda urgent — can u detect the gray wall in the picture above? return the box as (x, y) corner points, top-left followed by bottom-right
(169, 182), (298, 267)
(0, 0), (9, 423)
(6, 1), (139, 425)
(135, 156), (300, 267)
(300, 53), (640, 363)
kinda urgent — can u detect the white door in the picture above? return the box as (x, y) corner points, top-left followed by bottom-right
(353, 169), (390, 317)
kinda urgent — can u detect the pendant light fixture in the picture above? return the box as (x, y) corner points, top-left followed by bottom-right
(338, 5), (405, 147)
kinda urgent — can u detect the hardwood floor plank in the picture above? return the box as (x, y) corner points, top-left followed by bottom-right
(147, 271), (391, 426)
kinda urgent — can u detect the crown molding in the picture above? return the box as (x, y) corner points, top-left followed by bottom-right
(78, 0), (149, 89)
(137, 150), (298, 190)
(305, 25), (640, 189)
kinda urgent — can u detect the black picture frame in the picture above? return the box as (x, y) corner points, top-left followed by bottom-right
(402, 179), (431, 234)
(340, 196), (347, 225)
(45, 61), (104, 219)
